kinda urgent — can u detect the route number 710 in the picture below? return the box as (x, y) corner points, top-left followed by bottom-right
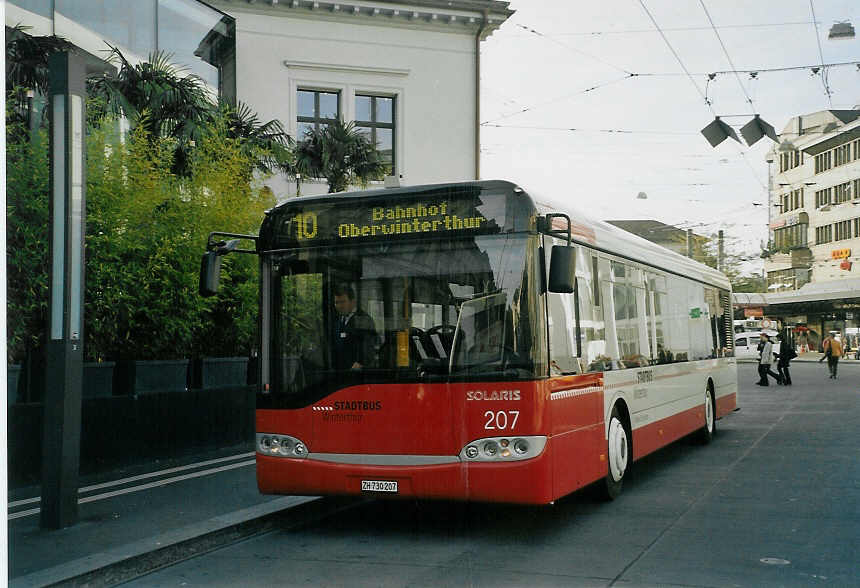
(484, 410), (519, 430)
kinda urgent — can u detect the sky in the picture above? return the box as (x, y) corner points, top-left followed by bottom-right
(480, 0), (860, 275)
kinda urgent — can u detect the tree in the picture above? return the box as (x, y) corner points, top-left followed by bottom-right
(83, 115), (275, 361)
(214, 100), (294, 177)
(695, 232), (766, 293)
(6, 36), (281, 364)
(294, 119), (388, 193)
(89, 46), (293, 178)
(4, 25), (74, 137)
(88, 46), (212, 176)
(5, 117), (50, 362)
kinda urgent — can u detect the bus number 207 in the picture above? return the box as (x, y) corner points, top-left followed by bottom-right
(484, 410), (519, 430)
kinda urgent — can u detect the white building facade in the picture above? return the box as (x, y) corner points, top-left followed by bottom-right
(208, 0), (513, 198)
(765, 109), (860, 291)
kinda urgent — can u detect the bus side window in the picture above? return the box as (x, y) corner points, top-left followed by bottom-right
(547, 239), (578, 374)
(609, 265), (645, 369)
(688, 282), (710, 361)
(663, 275), (691, 362)
(705, 287), (721, 358)
(577, 250), (608, 373)
(547, 291), (578, 374)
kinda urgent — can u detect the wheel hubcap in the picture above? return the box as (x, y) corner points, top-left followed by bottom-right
(705, 391), (714, 432)
(608, 417), (628, 482)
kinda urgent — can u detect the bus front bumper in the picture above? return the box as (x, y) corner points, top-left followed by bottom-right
(256, 449), (555, 505)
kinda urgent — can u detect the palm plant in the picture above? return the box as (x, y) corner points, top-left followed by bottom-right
(5, 25), (74, 135)
(89, 46), (294, 178)
(90, 45), (211, 141)
(294, 119), (388, 193)
(214, 100), (294, 176)
(88, 45), (211, 175)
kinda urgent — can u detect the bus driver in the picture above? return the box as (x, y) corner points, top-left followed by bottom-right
(332, 284), (378, 371)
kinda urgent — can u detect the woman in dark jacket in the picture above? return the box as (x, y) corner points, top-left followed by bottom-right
(775, 330), (796, 385)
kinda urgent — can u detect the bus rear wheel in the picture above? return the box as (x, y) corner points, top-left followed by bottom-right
(598, 405), (631, 501)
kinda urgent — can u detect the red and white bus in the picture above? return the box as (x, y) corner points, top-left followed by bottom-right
(202, 180), (737, 504)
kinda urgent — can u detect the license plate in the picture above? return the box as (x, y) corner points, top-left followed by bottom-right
(361, 480), (398, 493)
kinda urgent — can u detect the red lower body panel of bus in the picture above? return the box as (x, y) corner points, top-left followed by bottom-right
(257, 449), (555, 505)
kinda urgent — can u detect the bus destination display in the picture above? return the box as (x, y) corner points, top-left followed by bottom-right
(285, 197), (500, 245)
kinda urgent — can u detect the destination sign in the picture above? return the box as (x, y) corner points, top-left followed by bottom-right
(270, 191), (504, 248)
(327, 200), (486, 240)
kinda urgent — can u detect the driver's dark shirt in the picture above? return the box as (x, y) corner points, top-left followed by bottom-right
(332, 309), (377, 370)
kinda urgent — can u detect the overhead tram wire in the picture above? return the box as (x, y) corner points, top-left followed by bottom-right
(480, 75), (633, 125)
(481, 123), (699, 136)
(507, 21), (819, 37)
(637, 0), (713, 111)
(477, 22), (640, 125)
(700, 0), (756, 114)
(637, 0), (767, 192)
(808, 0), (834, 107)
(635, 60), (859, 77)
(509, 18), (857, 77)
(514, 23), (635, 76)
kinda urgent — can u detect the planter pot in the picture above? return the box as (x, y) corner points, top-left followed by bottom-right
(8, 365), (22, 405)
(83, 362), (115, 398)
(134, 359), (190, 395)
(202, 357), (249, 390)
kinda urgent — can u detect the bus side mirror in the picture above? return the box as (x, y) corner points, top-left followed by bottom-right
(198, 235), (257, 297)
(548, 245), (576, 293)
(199, 251), (222, 297)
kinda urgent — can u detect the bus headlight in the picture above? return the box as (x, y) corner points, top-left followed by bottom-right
(459, 436), (547, 462)
(483, 441), (499, 457)
(257, 433), (309, 458)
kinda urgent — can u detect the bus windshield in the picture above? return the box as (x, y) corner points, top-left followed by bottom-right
(267, 234), (543, 406)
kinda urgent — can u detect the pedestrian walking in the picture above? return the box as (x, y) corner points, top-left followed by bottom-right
(756, 332), (782, 386)
(822, 333), (843, 379)
(775, 330), (796, 386)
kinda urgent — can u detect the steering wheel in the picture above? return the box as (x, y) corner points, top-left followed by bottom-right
(428, 324), (456, 336)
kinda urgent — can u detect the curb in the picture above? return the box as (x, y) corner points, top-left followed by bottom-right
(11, 495), (363, 587)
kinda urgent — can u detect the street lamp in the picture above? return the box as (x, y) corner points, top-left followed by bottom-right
(42, 48), (114, 530)
(701, 114), (779, 148)
(740, 115), (778, 146)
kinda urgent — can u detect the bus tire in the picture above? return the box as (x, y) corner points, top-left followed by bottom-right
(696, 385), (716, 445)
(599, 405), (631, 501)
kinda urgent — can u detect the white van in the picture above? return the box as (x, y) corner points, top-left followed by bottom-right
(734, 330), (779, 360)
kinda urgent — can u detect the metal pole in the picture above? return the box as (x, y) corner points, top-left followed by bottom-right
(474, 11), (488, 180)
(686, 229), (693, 258)
(42, 50), (85, 529)
(42, 49), (114, 529)
(718, 229), (725, 272)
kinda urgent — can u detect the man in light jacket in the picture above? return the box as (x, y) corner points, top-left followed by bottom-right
(823, 334), (843, 379)
(756, 333), (782, 386)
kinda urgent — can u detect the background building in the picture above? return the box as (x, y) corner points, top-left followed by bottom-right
(765, 108), (860, 292)
(8, 0), (514, 198)
(207, 0), (514, 197)
(732, 108), (860, 346)
(6, 0), (237, 99)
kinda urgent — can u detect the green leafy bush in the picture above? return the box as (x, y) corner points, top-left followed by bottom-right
(6, 117), (50, 362)
(6, 112), (274, 362)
